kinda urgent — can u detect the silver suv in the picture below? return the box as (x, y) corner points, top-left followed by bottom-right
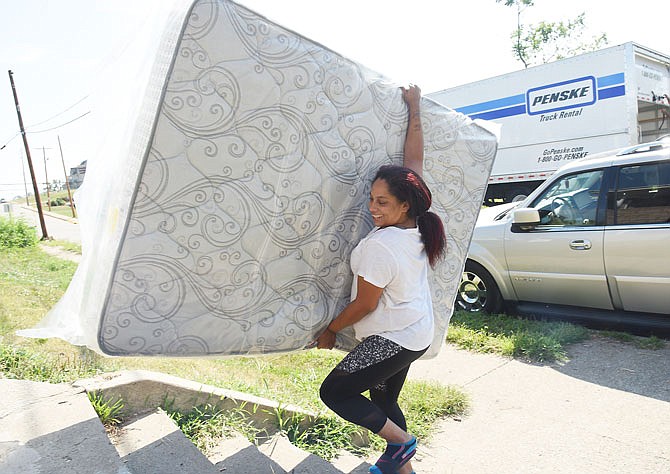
(457, 138), (670, 327)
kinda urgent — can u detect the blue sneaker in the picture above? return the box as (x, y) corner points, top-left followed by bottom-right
(369, 436), (417, 474)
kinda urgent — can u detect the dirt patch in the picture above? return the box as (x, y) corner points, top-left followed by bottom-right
(39, 243), (81, 263)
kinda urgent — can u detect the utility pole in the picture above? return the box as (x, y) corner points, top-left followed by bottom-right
(57, 136), (76, 218)
(8, 70), (48, 239)
(20, 151), (29, 206)
(41, 147), (51, 212)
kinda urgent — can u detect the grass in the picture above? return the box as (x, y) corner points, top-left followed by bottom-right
(596, 330), (666, 350)
(399, 380), (469, 434)
(283, 412), (369, 459)
(166, 384), (469, 462)
(88, 391), (125, 426)
(448, 310), (592, 362)
(0, 343), (106, 382)
(167, 403), (267, 454)
(448, 310), (667, 362)
(0, 246), (80, 351)
(44, 205), (77, 219)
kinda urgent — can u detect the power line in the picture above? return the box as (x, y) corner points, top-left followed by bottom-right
(2, 109), (91, 149)
(2, 92), (91, 149)
(26, 95), (89, 128)
(28, 110), (91, 134)
(0, 132), (21, 150)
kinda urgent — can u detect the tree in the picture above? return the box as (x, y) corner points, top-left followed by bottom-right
(497, 1), (608, 68)
(51, 179), (63, 192)
(497, 0), (535, 68)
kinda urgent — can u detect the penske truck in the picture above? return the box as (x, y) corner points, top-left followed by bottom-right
(428, 42), (670, 205)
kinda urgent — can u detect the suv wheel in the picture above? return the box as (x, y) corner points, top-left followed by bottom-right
(456, 261), (502, 314)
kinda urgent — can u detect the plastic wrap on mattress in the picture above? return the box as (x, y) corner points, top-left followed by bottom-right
(18, 0), (498, 358)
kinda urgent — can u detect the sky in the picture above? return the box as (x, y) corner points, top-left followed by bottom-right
(1, 0), (668, 201)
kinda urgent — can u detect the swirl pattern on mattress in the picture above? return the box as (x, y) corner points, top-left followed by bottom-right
(21, 0), (497, 358)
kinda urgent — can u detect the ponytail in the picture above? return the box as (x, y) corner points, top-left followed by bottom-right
(417, 211), (446, 268)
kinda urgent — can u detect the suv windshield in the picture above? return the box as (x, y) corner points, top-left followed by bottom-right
(531, 169), (603, 226)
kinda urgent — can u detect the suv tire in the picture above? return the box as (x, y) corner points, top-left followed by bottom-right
(456, 261), (502, 314)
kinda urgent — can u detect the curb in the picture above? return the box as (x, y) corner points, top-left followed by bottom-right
(18, 204), (78, 224)
(74, 370), (318, 435)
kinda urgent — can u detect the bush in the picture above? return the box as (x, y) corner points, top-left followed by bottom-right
(0, 217), (38, 248)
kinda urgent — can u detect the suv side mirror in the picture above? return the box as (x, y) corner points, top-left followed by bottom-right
(511, 208), (540, 232)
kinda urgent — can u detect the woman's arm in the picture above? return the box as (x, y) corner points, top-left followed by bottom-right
(316, 276), (383, 349)
(402, 85), (424, 176)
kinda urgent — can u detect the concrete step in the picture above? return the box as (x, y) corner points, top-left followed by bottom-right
(108, 401), (375, 474)
(0, 373), (376, 474)
(257, 433), (373, 474)
(0, 378), (349, 474)
(76, 370), (376, 472)
(207, 432), (289, 473)
(0, 379), (130, 474)
(111, 409), (220, 474)
(207, 432), (374, 474)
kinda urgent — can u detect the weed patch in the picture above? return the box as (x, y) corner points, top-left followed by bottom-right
(88, 391), (125, 426)
(0, 217), (38, 248)
(284, 414), (368, 460)
(597, 331), (666, 350)
(447, 311), (591, 362)
(168, 403), (263, 453)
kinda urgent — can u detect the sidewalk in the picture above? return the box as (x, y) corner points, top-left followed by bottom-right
(408, 338), (670, 473)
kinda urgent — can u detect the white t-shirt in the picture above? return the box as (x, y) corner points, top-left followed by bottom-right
(350, 226), (434, 351)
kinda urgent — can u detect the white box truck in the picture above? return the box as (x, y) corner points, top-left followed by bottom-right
(428, 42), (670, 205)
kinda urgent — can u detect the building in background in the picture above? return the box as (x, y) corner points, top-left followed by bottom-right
(68, 160), (87, 189)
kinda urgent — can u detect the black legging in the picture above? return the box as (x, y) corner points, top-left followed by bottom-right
(319, 335), (428, 434)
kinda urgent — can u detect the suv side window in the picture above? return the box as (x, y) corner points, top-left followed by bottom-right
(613, 162), (670, 225)
(530, 170), (604, 226)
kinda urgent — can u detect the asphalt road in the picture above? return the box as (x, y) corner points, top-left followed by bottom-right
(9, 204), (81, 243)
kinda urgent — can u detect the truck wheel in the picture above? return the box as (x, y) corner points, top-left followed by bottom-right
(505, 187), (529, 203)
(456, 261), (503, 314)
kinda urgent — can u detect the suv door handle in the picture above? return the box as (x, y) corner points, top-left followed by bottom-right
(569, 239), (592, 250)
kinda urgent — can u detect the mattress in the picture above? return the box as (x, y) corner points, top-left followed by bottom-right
(19, 0), (498, 358)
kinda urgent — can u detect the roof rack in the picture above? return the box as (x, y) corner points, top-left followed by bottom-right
(617, 138), (670, 156)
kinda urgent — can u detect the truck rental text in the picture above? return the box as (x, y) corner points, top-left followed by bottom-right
(428, 42), (670, 205)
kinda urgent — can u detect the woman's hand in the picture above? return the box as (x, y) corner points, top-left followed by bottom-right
(314, 277), (383, 350)
(402, 84), (421, 108)
(316, 328), (336, 349)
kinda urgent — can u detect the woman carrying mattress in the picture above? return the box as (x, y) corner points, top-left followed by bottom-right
(315, 84), (446, 474)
